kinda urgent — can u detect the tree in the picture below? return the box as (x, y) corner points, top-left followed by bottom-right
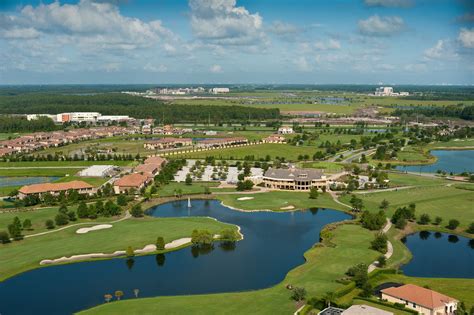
(378, 255), (387, 267)
(67, 210), (77, 221)
(395, 217), (407, 229)
(349, 195), (364, 212)
(126, 246), (135, 257)
(77, 202), (88, 218)
(117, 194), (128, 206)
(131, 204), (144, 217)
(104, 294), (113, 303)
(467, 222), (474, 234)
(236, 180), (254, 191)
(204, 186), (211, 195)
(55, 213), (69, 226)
(58, 204), (68, 214)
(156, 237), (165, 250)
(309, 187), (319, 199)
(446, 219), (460, 230)
(0, 231), (10, 244)
(371, 233), (388, 253)
(185, 174), (192, 185)
(360, 211), (386, 231)
(434, 216), (443, 225)
(45, 219), (55, 229)
(191, 230), (213, 246)
(379, 199), (389, 211)
(291, 287), (307, 301)
(8, 217), (22, 240)
(114, 290), (124, 300)
(220, 229), (239, 242)
(22, 219), (32, 230)
(418, 213), (431, 225)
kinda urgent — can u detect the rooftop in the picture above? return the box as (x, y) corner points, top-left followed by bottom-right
(342, 305), (393, 315)
(114, 173), (148, 187)
(19, 181), (93, 194)
(264, 167), (324, 181)
(144, 156), (166, 166)
(381, 284), (458, 310)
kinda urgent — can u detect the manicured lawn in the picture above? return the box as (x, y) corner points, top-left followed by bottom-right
(156, 181), (220, 197)
(0, 185), (20, 196)
(80, 224), (380, 315)
(0, 160), (132, 167)
(300, 161), (345, 173)
(0, 168), (83, 177)
(55, 176), (109, 187)
(343, 185), (474, 227)
(0, 216), (236, 281)
(217, 191), (344, 211)
(427, 138), (474, 149)
(387, 172), (447, 187)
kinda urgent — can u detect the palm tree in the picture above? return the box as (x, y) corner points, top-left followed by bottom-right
(133, 288), (140, 298)
(114, 290), (124, 300)
(323, 291), (336, 307)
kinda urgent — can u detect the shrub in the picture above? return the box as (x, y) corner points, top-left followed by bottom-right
(360, 210), (386, 231)
(418, 213), (431, 225)
(55, 213), (69, 226)
(0, 231), (10, 244)
(156, 237), (165, 250)
(67, 210), (77, 221)
(45, 219), (55, 229)
(466, 222), (474, 234)
(220, 229), (239, 242)
(434, 216), (442, 225)
(22, 219), (32, 230)
(309, 187), (319, 199)
(371, 233), (388, 253)
(126, 246), (135, 257)
(446, 219), (460, 230)
(378, 255), (386, 267)
(291, 287), (307, 301)
(395, 217), (407, 229)
(131, 204), (144, 217)
(117, 194), (128, 206)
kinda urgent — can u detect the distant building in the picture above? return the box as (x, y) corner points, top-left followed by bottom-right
(209, 87), (230, 94)
(18, 181), (95, 199)
(57, 112), (101, 123)
(381, 284), (458, 315)
(78, 165), (116, 177)
(143, 137), (193, 150)
(196, 137), (248, 148)
(113, 173), (149, 194)
(263, 134), (286, 144)
(374, 86), (409, 97)
(26, 114), (57, 122)
(263, 167), (327, 191)
(277, 126), (294, 134)
(97, 115), (131, 123)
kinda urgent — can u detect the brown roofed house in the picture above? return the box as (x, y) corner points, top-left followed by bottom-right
(144, 156), (167, 168)
(18, 181), (95, 199)
(381, 284), (458, 315)
(113, 173), (149, 194)
(134, 163), (160, 178)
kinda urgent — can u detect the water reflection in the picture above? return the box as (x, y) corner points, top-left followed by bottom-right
(219, 241), (237, 252)
(191, 244), (215, 258)
(126, 258), (135, 270)
(419, 231), (431, 240)
(448, 235), (459, 243)
(155, 254), (166, 267)
(434, 232), (442, 239)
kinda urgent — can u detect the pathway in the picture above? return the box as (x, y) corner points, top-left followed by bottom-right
(328, 191), (352, 209)
(368, 219), (393, 273)
(354, 185), (414, 194)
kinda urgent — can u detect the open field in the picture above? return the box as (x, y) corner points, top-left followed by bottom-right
(387, 172), (447, 187)
(343, 184), (474, 227)
(0, 160), (133, 167)
(80, 224), (380, 315)
(217, 191), (343, 211)
(0, 215), (236, 282)
(427, 138), (474, 149)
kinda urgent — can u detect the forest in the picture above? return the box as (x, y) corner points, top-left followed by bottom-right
(0, 116), (59, 133)
(394, 104), (474, 121)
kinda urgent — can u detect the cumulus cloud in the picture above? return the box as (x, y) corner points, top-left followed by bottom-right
(358, 15), (405, 37)
(423, 39), (458, 60)
(314, 39), (341, 50)
(209, 64), (223, 73)
(364, 0), (413, 8)
(294, 56), (312, 72)
(188, 0), (264, 46)
(268, 21), (298, 35)
(458, 28), (474, 48)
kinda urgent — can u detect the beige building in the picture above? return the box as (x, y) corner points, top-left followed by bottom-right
(18, 181), (95, 199)
(263, 134), (286, 144)
(263, 167), (327, 191)
(196, 137), (248, 148)
(144, 137), (193, 150)
(381, 284), (458, 315)
(113, 173), (150, 194)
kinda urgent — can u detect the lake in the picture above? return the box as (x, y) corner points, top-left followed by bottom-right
(0, 176), (59, 188)
(0, 200), (350, 315)
(401, 231), (474, 278)
(396, 150), (474, 174)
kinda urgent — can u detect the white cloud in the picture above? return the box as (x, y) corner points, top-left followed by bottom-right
(188, 0), (264, 46)
(314, 39), (341, 50)
(144, 63), (167, 73)
(423, 39), (459, 60)
(209, 64), (223, 73)
(103, 62), (120, 72)
(358, 15), (405, 37)
(458, 28), (474, 48)
(294, 56), (312, 72)
(404, 63), (427, 72)
(364, 0), (413, 8)
(268, 21), (298, 35)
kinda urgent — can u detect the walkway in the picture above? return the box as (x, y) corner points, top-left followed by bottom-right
(354, 185), (414, 194)
(368, 219), (393, 273)
(328, 191), (352, 209)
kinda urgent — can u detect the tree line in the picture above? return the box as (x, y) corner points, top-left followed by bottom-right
(0, 116), (59, 133)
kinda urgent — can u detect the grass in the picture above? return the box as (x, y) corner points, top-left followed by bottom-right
(0, 215), (236, 282)
(0, 168), (83, 177)
(427, 138), (474, 149)
(343, 185), (474, 228)
(55, 176), (109, 187)
(80, 224), (380, 315)
(217, 191), (343, 211)
(0, 160), (133, 167)
(299, 161), (345, 173)
(156, 182), (220, 197)
(387, 172), (447, 187)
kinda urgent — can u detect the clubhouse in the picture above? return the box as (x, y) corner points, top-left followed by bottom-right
(263, 167), (327, 191)
(18, 181), (95, 199)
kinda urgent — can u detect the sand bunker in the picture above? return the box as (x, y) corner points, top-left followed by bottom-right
(76, 224), (113, 234)
(280, 205), (295, 210)
(237, 197), (254, 201)
(165, 237), (192, 249)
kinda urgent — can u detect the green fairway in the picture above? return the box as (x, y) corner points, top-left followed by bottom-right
(299, 161), (345, 173)
(156, 181), (219, 197)
(343, 185), (474, 227)
(217, 191), (344, 211)
(387, 172), (447, 187)
(0, 215), (236, 281)
(0, 160), (133, 167)
(80, 224), (379, 315)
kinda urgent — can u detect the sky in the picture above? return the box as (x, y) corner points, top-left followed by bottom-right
(0, 0), (473, 85)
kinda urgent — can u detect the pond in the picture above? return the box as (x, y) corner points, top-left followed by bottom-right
(0, 176), (59, 188)
(401, 231), (474, 278)
(396, 150), (474, 174)
(0, 200), (350, 315)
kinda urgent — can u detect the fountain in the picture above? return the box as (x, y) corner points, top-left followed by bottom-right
(187, 197), (191, 208)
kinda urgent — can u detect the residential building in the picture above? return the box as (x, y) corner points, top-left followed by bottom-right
(263, 167), (327, 191)
(134, 163), (160, 178)
(277, 126), (294, 134)
(78, 165), (116, 177)
(113, 173), (149, 194)
(144, 156), (167, 168)
(143, 137), (193, 150)
(263, 134), (286, 143)
(381, 284), (458, 315)
(18, 181), (95, 199)
(196, 137), (248, 148)
(97, 115), (131, 122)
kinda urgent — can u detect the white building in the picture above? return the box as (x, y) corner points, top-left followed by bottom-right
(78, 165), (116, 177)
(57, 112), (101, 123)
(97, 115), (131, 122)
(277, 126), (294, 134)
(374, 86), (409, 97)
(209, 87), (230, 94)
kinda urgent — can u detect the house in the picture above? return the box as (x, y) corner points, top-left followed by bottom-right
(144, 156), (167, 169)
(381, 284), (458, 315)
(263, 134), (286, 144)
(262, 167), (327, 191)
(134, 163), (160, 178)
(18, 181), (95, 199)
(143, 137), (193, 150)
(113, 173), (149, 194)
(277, 126), (294, 134)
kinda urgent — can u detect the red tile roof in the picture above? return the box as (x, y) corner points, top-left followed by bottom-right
(381, 284), (458, 310)
(19, 181), (93, 195)
(144, 156), (166, 166)
(114, 173), (148, 188)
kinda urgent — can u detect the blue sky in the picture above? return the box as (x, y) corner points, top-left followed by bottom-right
(0, 0), (473, 84)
